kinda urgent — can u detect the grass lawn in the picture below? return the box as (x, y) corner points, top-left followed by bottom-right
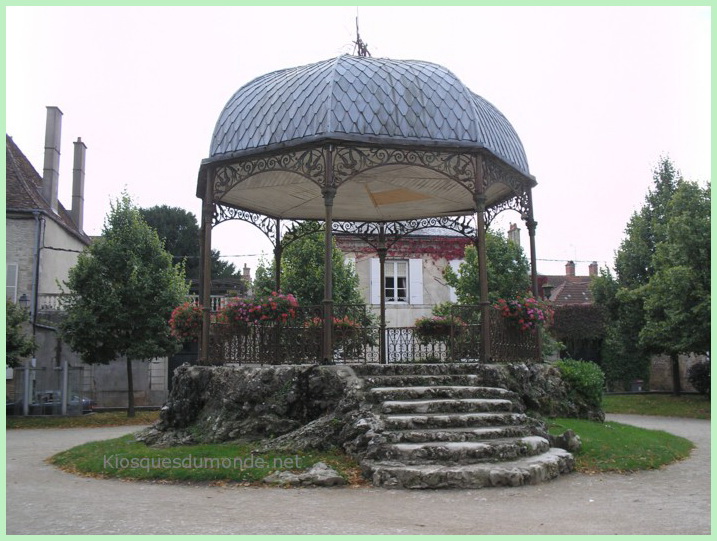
(548, 418), (694, 473)
(49, 433), (367, 486)
(603, 393), (711, 419)
(6, 411), (161, 429)
(47, 417), (695, 484)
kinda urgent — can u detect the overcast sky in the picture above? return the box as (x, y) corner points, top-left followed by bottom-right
(5, 5), (711, 277)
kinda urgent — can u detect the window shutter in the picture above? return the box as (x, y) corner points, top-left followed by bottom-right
(369, 258), (380, 305)
(408, 258), (423, 305)
(448, 259), (462, 303)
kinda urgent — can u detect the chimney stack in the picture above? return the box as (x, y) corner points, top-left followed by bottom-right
(71, 137), (87, 232)
(565, 260), (576, 277)
(42, 106), (63, 213)
(242, 264), (251, 281)
(589, 261), (598, 277)
(507, 222), (521, 246)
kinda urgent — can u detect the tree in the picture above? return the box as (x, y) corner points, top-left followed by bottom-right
(639, 180), (710, 394)
(139, 205), (243, 283)
(6, 301), (36, 368)
(614, 157), (680, 288)
(253, 224), (364, 307)
(60, 194), (189, 416)
(591, 270), (650, 389)
(443, 229), (531, 305)
(593, 158), (709, 392)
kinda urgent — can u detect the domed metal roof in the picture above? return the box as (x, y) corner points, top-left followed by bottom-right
(208, 54), (529, 176)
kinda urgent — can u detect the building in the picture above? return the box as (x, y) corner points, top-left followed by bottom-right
(6, 108), (167, 409)
(540, 260), (599, 305)
(335, 229), (472, 327)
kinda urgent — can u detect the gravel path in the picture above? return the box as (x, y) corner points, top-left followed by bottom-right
(5, 414), (710, 535)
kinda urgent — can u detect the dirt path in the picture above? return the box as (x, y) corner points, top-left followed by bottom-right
(5, 414), (710, 534)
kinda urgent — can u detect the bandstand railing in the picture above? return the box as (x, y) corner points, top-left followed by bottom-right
(206, 304), (539, 365)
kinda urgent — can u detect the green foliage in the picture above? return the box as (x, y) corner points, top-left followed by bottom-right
(639, 181), (710, 356)
(547, 418), (694, 473)
(687, 360), (710, 397)
(7, 410), (160, 429)
(60, 193), (189, 364)
(443, 230), (531, 304)
(139, 204), (245, 284)
(555, 358), (605, 409)
(50, 435), (361, 484)
(614, 157), (679, 289)
(5, 301), (37, 367)
(592, 158), (709, 390)
(253, 223), (364, 307)
(603, 393), (710, 419)
(551, 304), (607, 341)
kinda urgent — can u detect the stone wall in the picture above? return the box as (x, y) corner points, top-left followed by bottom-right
(138, 362), (603, 452)
(649, 353), (707, 392)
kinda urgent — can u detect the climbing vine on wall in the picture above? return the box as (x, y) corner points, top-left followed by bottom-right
(337, 236), (472, 262)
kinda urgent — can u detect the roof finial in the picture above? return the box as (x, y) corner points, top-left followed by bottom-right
(354, 13), (371, 57)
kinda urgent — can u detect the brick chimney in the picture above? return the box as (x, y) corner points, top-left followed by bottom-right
(565, 260), (576, 277)
(41, 106), (63, 213)
(242, 263), (251, 281)
(71, 137), (86, 232)
(589, 261), (599, 277)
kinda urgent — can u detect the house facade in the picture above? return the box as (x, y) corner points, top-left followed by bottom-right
(335, 229), (472, 328)
(6, 108), (168, 409)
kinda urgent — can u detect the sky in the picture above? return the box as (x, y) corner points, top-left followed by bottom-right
(4, 5), (711, 277)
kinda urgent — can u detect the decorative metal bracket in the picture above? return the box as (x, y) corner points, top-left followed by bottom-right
(484, 191), (531, 228)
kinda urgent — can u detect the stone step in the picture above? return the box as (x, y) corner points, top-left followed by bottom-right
(350, 363), (490, 377)
(381, 425), (533, 444)
(369, 385), (516, 403)
(370, 436), (550, 463)
(380, 398), (515, 415)
(383, 412), (527, 430)
(361, 373), (485, 389)
(362, 447), (574, 489)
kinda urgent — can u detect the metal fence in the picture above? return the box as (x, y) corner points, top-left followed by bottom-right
(206, 305), (538, 365)
(7, 364), (86, 416)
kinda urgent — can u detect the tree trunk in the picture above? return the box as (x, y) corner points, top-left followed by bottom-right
(671, 352), (682, 396)
(126, 358), (135, 417)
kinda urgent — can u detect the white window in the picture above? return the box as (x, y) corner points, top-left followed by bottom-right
(370, 258), (423, 305)
(385, 260), (408, 302)
(6, 263), (18, 303)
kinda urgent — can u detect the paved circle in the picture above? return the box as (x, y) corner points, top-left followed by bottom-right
(5, 414), (710, 534)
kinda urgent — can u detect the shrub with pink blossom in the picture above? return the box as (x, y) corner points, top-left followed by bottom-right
(218, 292), (299, 328)
(494, 295), (553, 332)
(169, 302), (203, 341)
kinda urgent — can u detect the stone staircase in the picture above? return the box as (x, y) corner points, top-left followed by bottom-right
(352, 364), (574, 489)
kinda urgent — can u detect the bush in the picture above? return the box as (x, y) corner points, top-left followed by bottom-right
(556, 358), (605, 409)
(414, 315), (465, 344)
(687, 360), (710, 397)
(169, 302), (203, 341)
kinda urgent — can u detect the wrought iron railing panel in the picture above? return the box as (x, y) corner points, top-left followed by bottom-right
(489, 309), (540, 362)
(207, 304), (539, 365)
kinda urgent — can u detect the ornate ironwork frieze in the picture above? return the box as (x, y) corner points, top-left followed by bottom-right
(213, 147), (326, 201)
(331, 145), (476, 191)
